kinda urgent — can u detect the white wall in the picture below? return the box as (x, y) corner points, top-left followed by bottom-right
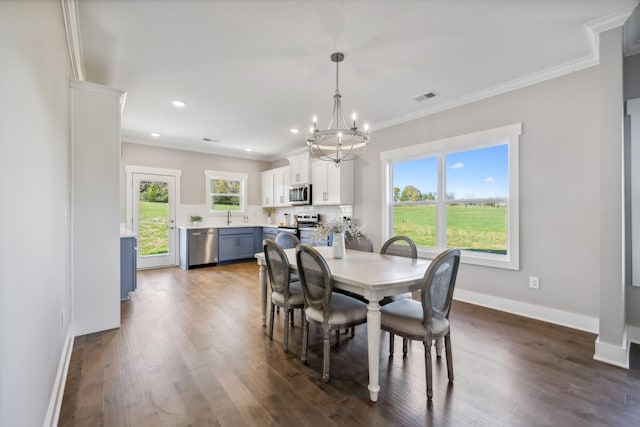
(0, 2), (73, 426)
(355, 66), (602, 328)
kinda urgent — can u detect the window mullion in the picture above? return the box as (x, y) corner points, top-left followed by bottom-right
(436, 153), (446, 249)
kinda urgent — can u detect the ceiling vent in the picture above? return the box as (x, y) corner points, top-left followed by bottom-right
(415, 91), (437, 102)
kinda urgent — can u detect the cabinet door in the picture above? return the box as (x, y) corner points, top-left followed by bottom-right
(290, 156), (309, 184)
(325, 163), (342, 205)
(237, 234), (255, 258)
(261, 171), (274, 206)
(311, 160), (329, 205)
(218, 235), (238, 261)
(273, 167), (290, 206)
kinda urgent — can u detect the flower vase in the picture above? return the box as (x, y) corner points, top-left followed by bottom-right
(332, 231), (346, 259)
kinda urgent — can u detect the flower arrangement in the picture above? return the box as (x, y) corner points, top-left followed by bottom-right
(263, 207), (275, 217)
(311, 218), (368, 241)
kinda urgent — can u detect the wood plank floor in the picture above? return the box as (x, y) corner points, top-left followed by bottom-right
(59, 262), (640, 426)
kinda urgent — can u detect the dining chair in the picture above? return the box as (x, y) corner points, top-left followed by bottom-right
(380, 235), (418, 258)
(344, 229), (374, 252)
(296, 244), (368, 382)
(264, 239), (305, 352)
(274, 231), (300, 249)
(380, 248), (461, 400)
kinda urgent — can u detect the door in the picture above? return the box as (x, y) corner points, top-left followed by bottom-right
(132, 173), (177, 269)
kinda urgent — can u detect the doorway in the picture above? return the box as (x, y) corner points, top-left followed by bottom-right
(126, 166), (181, 269)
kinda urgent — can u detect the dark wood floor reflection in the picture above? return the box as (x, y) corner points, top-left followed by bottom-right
(59, 262), (640, 426)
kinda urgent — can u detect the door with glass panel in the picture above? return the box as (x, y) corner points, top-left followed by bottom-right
(132, 173), (177, 269)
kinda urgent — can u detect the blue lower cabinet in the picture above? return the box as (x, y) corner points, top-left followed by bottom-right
(120, 236), (137, 300)
(218, 227), (257, 262)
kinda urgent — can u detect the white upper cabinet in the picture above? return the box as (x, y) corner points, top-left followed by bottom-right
(261, 166), (290, 207)
(261, 170), (274, 207)
(288, 154), (310, 184)
(310, 159), (354, 206)
(273, 166), (290, 206)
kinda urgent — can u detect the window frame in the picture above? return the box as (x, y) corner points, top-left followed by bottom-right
(204, 170), (248, 215)
(380, 123), (521, 270)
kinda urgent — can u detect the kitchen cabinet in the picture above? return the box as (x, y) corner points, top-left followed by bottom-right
(310, 159), (354, 205)
(262, 166), (290, 207)
(218, 227), (258, 262)
(288, 154), (310, 184)
(120, 236), (137, 300)
(262, 226), (278, 242)
(261, 170), (274, 207)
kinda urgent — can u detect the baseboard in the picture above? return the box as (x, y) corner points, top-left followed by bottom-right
(594, 328), (629, 369)
(44, 328), (75, 427)
(453, 289), (599, 333)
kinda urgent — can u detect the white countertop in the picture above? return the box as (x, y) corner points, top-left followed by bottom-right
(179, 223), (278, 230)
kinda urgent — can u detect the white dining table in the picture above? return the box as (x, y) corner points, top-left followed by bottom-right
(255, 245), (431, 402)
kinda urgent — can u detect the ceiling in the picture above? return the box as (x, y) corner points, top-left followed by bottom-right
(76, 0), (639, 161)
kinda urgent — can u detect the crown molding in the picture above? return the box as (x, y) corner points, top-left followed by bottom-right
(373, 55), (597, 133)
(61, 0), (85, 80)
(373, 8), (637, 134)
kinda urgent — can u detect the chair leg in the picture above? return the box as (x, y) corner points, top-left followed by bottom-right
(424, 338), (433, 400)
(402, 338), (408, 356)
(445, 333), (454, 383)
(323, 328), (331, 383)
(301, 317), (308, 363)
(283, 308), (290, 353)
(389, 333), (395, 356)
(269, 303), (275, 340)
(335, 329), (340, 343)
(289, 309), (295, 326)
(350, 326), (354, 337)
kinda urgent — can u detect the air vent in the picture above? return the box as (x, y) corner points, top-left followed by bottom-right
(203, 138), (219, 144)
(415, 91), (437, 102)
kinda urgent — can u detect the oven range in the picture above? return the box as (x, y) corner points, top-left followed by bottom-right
(276, 213), (329, 247)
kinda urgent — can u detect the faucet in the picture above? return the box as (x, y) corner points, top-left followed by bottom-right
(227, 210), (232, 225)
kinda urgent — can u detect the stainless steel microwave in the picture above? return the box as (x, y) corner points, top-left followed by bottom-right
(289, 183), (311, 205)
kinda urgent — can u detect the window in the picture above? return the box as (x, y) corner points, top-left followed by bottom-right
(205, 170), (248, 214)
(381, 124), (521, 269)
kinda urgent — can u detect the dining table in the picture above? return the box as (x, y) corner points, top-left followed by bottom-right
(255, 245), (431, 402)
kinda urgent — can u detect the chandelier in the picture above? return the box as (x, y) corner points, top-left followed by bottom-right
(306, 52), (370, 166)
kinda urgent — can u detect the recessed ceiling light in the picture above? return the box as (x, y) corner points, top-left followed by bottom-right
(290, 128), (299, 134)
(150, 132), (160, 137)
(245, 148), (253, 152)
(172, 100), (186, 108)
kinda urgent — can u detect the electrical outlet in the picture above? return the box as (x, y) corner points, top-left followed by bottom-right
(529, 276), (540, 290)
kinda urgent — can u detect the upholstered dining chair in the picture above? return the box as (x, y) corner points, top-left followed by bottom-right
(274, 231), (301, 283)
(380, 235), (418, 259)
(344, 229), (374, 252)
(296, 244), (368, 382)
(264, 239), (305, 352)
(274, 231), (300, 249)
(380, 248), (461, 400)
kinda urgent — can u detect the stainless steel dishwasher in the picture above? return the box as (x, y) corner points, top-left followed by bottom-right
(179, 228), (218, 268)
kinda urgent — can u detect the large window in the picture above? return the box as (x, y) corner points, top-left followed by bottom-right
(381, 124), (520, 269)
(205, 170), (248, 214)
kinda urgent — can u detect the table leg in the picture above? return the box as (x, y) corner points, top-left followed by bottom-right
(258, 263), (267, 326)
(366, 300), (381, 402)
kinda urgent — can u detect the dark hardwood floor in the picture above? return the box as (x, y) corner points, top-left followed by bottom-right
(59, 262), (640, 426)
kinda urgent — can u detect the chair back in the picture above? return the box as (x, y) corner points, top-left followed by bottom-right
(380, 236), (418, 259)
(264, 239), (292, 295)
(274, 231), (300, 249)
(344, 229), (373, 252)
(421, 248), (461, 326)
(296, 244), (332, 314)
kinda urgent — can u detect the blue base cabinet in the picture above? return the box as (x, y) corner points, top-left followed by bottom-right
(218, 227), (259, 263)
(120, 236), (137, 300)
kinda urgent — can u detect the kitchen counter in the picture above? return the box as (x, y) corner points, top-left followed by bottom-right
(179, 223), (277, 230)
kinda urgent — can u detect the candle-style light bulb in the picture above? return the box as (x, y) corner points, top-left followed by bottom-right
(352, 113), (357, 129)
(312, 115), (317, 130)
(364, 123), (369, 133)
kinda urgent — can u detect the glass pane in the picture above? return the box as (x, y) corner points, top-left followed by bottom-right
(392, 156), (437, 247)
(445, 145), (508, 254)
(212, 178), (241, 194)
(212, 195), (240, 210)
(138, 180), (169, 256)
